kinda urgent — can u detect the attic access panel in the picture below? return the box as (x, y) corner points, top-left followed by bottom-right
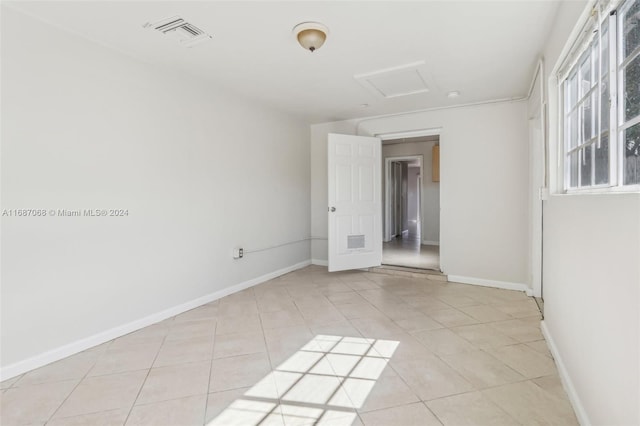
(355, 61), (430, 98)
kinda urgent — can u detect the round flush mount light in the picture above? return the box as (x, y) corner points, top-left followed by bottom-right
(447, 91), (460, 98)
(293, 22), (329, 52)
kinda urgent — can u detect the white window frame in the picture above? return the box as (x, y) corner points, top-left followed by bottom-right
(559, 0), (640, 193)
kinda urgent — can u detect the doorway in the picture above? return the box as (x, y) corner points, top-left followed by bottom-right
(382, 136), (440, 271)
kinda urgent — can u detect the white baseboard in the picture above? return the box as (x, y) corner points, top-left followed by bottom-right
(447, 275), (530, 293)
(421, 240), (440, 246)
(541, 321), (591, 426)
(311, 259), (328, 266)
(0, 259), (311, 381)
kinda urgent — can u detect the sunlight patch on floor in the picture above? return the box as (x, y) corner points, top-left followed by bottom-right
(208, 335), (399, 426)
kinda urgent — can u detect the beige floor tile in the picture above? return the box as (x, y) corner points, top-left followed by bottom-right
(279, 373), (350, 408)
(47, 408), (129, 426)
(485, 344), (557, 378)
(257, 298), (298, 313)
(4, 267), (578, 426)
(359, 402), (442, 426)
(213, 331), (266, 359)
(391, 355), (474, 401)
(173, 303), (218, 322)
(457, 305), (512, 323)
(301, 308), (348, 327)
(1, 379), (79, 425)
(264, 326), (315, 367)
(261, 309), (306, 329)
(205, 387), (251, 423)
(210, 399), (284, 425)
(376, 304), (423, 321)
(287, 285), (324, 300)
(279, 402), (356, 425)
(317, 282), (353, 295)
(166, 318), (216, 341)
(15, 351), (99, 387)
(308, 321), (362, 339)
(482, 380), (578, 425)
(531, 375), (567, 399)
(210, 352), (272, 392)
(1, 375), (22, 389)
(439, 350), (524, 388)
(326, 291), (367, 306)
(492, 299), (541, 319)
(357, 289), (401, 306)
(353, 370), (420, 413)
(525, 340), (553, 358)
(111, 323), (169, 347)
(345, 281), (381, 291)
(335, 303), (385, 320)
(218, 300), (259, 319)
(426, 391), (516, 426)
(488, 319), (543, 343)
(153, 335), (214, 367)
(435, 294), (480, 308)
(451, 324), (518, 349)
(350, 318), (406, 340)
(421, 308), (478, 327)
(136, 361), (210, 405)
(411, 328), (477, 356)
(53, 370), (147, 419)
(367, 333), (430, 362)
(88, 341), (161, 377)
(216, 314), (262, 335)
(393, 313), (444, 332)
(126, 394), (207, 426)
(405, 296), (452, 312)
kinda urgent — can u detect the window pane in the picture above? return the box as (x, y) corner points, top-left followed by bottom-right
(622, 0), (640, 59)
(601, 75), (610, 131)
(579, 54), (592, 98)
(580, 97), (593, 143)
(569, 152), (579, 188)
(569, 73), (578, 108)
(580, 145), (593, 186)
(623, 54), (640, 120)
(569, 110), (578, 149)
(624, 122), (640, 184)
(595, 133), (610, 185)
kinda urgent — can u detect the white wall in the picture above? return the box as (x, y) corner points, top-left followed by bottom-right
(311, 101), (529, 287)
(540, 1), (640, 424)
(382, 141), (440, 244)
(1, 8), (310, 372)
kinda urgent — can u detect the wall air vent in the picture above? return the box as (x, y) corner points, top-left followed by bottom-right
(144, 16), (211, 48)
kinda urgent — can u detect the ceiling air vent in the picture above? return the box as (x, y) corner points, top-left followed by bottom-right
(144, 16), (211, 48)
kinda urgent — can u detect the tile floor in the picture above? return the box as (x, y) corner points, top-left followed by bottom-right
(382, 238), (440, 271)
(0, 266), (577, 426)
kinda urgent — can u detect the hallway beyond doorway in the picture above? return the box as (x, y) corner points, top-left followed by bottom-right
(382, 238), (440, 271)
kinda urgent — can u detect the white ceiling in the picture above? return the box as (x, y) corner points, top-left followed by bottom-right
(9, 1), (561, 123)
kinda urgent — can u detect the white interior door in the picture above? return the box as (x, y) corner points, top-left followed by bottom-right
(328, 133), (382, 272)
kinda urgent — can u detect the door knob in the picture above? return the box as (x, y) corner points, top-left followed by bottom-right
(330, 207), (336, 212)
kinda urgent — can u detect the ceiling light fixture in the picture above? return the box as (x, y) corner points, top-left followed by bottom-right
(447, 91), (460, 98)
(293, 22), (328, 52)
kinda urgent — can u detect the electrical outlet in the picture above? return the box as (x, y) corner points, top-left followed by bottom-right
(233, 247), (244, 259)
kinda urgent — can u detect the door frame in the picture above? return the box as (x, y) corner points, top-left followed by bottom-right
(384, 155), (423, 243)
